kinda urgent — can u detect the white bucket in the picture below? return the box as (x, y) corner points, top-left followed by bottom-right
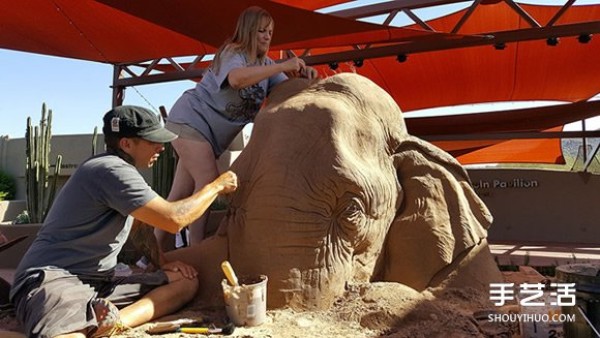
(221, 275), (268, 326)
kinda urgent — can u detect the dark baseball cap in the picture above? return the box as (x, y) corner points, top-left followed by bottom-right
(102, 105), (177, 143)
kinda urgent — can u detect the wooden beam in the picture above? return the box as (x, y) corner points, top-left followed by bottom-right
(303, 21), (600, 66)
(420, 130), (600, 141)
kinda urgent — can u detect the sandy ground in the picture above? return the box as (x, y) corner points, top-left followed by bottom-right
(1, 281), (516, 338)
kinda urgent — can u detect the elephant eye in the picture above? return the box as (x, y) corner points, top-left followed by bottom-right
(341, 197), (365, 222)
(334, 195), (369, 244)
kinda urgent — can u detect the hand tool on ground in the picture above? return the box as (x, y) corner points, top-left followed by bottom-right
(221, 260), (239, 286)
(147, 322), (235, 335)
(179, 323), (235, 335)
(145, 318), (204, 335)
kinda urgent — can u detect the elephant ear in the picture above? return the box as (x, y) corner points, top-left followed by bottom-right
(379, 136), (492, 291)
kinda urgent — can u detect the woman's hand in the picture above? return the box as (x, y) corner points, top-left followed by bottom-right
(301, 66), (319, 80)
(162, 260), (198, 281)
(281, 57), (306, 76)
(282, 57), (318, 80)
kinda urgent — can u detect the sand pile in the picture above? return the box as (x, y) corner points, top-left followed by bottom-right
(108, 282), (511, 338)
(2, 281), (517, 337)
(3, 281), (514, 337)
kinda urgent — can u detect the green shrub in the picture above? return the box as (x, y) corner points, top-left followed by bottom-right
(0, 171), (16, 201)
(14, 210), (30, 224)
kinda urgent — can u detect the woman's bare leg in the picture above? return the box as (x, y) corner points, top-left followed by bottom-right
(172, 138), (219, 245)
(155, 136), (219, 250)
(154, 155), (195, 252)
(155, 135), (219, 249)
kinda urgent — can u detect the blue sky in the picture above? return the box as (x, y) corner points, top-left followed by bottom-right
(1, 0), (599, 138)
(0, 49), (192, 138)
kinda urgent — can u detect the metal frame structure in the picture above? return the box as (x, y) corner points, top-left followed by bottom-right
(111, 0), (600, 166)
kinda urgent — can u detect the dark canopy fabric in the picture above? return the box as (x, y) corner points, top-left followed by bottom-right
(0, 1), (213, 63)
(271, 0), (345, 10)
(406, 101), (600, 136)
(97, 0), (464, 52)
(0, 0), (452, 63)
(406, 101), (600, 164)
(432, 128), (565, 164)
(1, 0), (599, 164)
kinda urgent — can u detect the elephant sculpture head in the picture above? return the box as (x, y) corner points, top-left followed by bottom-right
(167, 73), (500, 310)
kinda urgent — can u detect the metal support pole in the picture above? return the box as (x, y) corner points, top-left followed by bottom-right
(582, 119), (588, 163)
(112, 65), (124, 107)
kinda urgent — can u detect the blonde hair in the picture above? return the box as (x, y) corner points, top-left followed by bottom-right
(212, 6), (274, 74)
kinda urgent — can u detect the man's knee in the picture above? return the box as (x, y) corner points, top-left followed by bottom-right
(168, 276), (199, 303)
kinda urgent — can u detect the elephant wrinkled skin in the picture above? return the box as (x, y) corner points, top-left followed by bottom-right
(166, 73), (501, 309)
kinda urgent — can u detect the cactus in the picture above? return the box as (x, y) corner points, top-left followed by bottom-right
(25, 104), (62, 223)
(152, 142), (176, 198)
(151, 107), (177, 198)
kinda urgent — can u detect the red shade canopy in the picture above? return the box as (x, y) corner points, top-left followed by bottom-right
(0, 1), (213, 63)
(345, 3), (600, 111)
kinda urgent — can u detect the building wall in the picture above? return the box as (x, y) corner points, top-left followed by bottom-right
(0, 134), (109, 200)
(468, 168), (600, 245)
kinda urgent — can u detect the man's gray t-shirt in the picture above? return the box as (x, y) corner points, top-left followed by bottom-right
(168, 51), (287, 156)
(12, 153), (157, 286)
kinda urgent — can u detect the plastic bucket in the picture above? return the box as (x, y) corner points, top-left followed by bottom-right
(221, 275), (268, 327)
(519, 291), (564, 337)
(556, 263), (600, 338)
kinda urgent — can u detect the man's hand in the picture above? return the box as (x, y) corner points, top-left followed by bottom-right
(162, 260), (198, 281)
(132, 171), (238, 235)
(214, 170), (238, 194)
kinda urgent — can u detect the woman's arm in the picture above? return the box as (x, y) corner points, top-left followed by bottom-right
(228, 57), (305, 89)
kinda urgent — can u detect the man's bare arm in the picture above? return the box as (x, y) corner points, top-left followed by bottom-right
(131, 171), (237, 234)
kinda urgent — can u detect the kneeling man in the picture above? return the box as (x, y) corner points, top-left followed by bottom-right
(10, 106), (238, 338)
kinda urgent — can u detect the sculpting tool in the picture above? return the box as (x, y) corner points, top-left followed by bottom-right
(145, 318), (204, 334)
(147, 322), (235, 335)
(221, 260), (239, 286)
(179, 323), (235, 335)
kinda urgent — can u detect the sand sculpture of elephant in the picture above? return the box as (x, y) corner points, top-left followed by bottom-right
(166, 73), (502, 309)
